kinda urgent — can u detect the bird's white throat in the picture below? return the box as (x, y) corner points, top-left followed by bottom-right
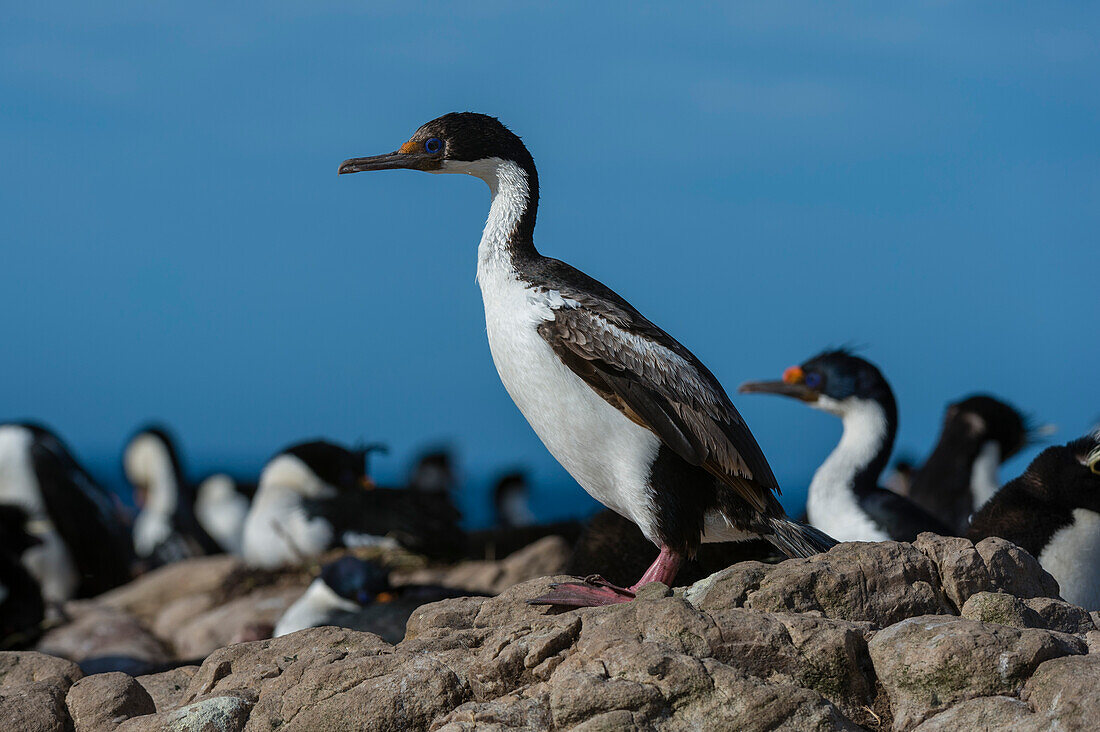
(438, 157), (531, 277)
(806, 397), (892, 542)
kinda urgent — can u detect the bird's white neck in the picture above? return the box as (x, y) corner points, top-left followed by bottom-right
(810, 397), (891, 499)
(442, 158), (531, 280)
(125, 436), (178, 517)
(969, 440), (1002, 510)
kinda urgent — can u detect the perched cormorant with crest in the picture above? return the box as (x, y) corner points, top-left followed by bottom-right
(339, 112), (834, 606)
(241, 440), (462, 569)
(740, 349), (953, 543)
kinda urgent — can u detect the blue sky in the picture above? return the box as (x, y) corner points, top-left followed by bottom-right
(1, 3), (1097, 526)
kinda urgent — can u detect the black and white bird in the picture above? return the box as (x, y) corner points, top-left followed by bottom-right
(339, 112), (833, 606)
(241, 440), (463, 569)
(0, 505), (45, 649)
(740, 350), (953, 543)
(194, 474), (254, 556)
(273, 555), (481, 641)
(123, 426), (221, 565)
(968, 430), (1100, 610)
(492, 471), (536, 529)
(905, 395), (1033, 534)
(273, 555), (392, 637)
(407, 449), (456, 494)
(0, 423), (132, 601)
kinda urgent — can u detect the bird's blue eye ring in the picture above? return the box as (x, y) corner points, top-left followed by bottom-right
(424, 137), (443, 154)
(804, 372), (823, 389)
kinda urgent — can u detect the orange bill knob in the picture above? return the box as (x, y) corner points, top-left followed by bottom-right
(783, 366), (805, 384)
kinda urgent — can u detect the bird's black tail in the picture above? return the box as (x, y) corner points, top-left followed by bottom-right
(765, 518), (837, 559)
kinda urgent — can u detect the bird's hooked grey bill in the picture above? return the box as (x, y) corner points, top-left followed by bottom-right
(338, 149), (437, 175)
(738, 380), (820, 403)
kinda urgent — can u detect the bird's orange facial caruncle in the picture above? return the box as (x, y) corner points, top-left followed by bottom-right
(783, 366), (804, 385)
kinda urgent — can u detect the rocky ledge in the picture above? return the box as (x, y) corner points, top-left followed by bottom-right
(4, 534), (1099, 731)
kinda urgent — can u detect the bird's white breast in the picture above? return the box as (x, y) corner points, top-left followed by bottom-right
(477, 261), (662, 542)
(1038, 508), (1100, 611)
(466, 158), (662, 543)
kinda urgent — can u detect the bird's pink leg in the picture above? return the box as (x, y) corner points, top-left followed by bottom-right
(528, 545), (683, 607)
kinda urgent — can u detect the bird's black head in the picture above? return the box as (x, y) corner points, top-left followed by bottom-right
(944, 395), (1030, 460)
(338, 112), (534, 177)
(319, 556), (391, 605)
(281, 441), (369, 492)
(1016, 432), (1100, 513)
(739, 348), (895, 417)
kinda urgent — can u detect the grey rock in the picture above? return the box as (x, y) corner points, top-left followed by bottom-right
(171, 585), (305, 658)
(0, 651), (83, 688)
(117, 694), (254, 732)
(35, 603), (170, 676)
(0, 651), (83, 732)
(1021, 596), (1097, 635)
(98, 556), (244, 626)
(869, 614), (1084, 729)
(0, 679), (72, 732)
(912, 696), (1042, 731)
(913, 534), (1060, 610)
(1024, 653), (1100, 729)
(66, 672), (155, 731)
(687, 540), (951, 627)
(960, 591), (1039, 628)
(135, 666), (199, 712)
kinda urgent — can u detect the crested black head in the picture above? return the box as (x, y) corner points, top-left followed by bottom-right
(339, 112), (539, 243)
(945, 395), (1030, 460)
(319, 556), (391, 605)
(280, 440), (368, 492)
(740, 348), (896, 417)
(339, 112), (534, 176)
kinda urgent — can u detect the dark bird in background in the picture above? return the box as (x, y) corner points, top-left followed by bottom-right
(904, 395), (1033, 534)
(339, 112), (833, 607)
(465, 469), (584, 560)
(741, 349), (953, 543)
(407, 449), (457, 494)
(0, 505), (45, 649)
(274, 555), (394, 637)
(968, 430), (1100, 610)
(124, 425), (221, 566)
(0, 423), (132, 602)
(241, 440), (463, 569)
(492, 470), (536, 529)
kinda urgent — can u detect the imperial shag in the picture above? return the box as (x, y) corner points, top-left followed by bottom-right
(339, 113), (833, 606)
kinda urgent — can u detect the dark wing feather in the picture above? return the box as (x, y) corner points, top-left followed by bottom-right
(535, 282), (780, 514)
(860, 488), (955, 541)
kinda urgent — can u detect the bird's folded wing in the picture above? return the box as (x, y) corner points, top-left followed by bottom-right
(538, 300), (779, 512)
